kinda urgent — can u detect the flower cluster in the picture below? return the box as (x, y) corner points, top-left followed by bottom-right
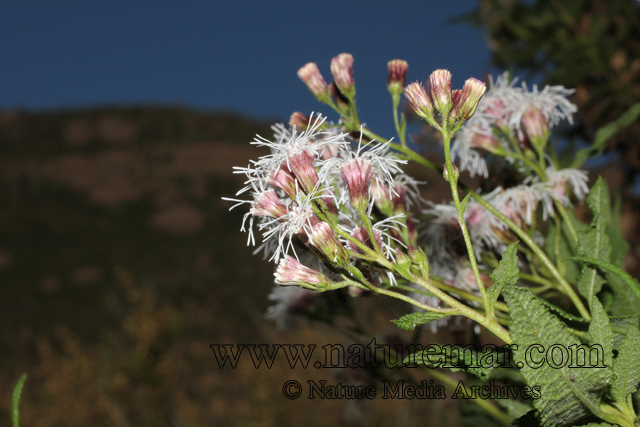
(450, 73), (579, 178)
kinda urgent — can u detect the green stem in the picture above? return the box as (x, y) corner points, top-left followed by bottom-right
(441, 126), (492, 317)
(470, 191), (591, 320)
(554, 200), (579, 245)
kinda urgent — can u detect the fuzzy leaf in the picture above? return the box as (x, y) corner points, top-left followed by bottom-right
(607, 272), (640, 317)
(589, 298), (614, 373)
(503, 285), (610, 427)
(609, 316), (640, 348)
(488, 242), (519, 303)
(570, 256), (640, 306)
(403, 344), (503, 380)
(576, 178), (612, 307)
(496, 398), (533, 420)
(545, 210), (586, 284)
(610, 323), (640, 404)
(391, 312), (449, 331)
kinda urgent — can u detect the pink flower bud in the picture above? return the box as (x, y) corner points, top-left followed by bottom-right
(522, 109), (550, 146)
(348, 225), (382, 254)
(429, 69), (453, 115)
(268, 166), (298, 200)
(387, 59), (408, 95)
(322, 189), (338, 214)
(298, 63), (330, 100)
(449, 89), (463, 120)
(457, 78), (487, 122)
(274, 256), (332, 289)
(308, 222), (350, 266)
(469, 131), (502, 154)
(287, 150), (319, 194)
(370, 180), (393, 214)
(250, 189), (288, 219)
(289, 112), (311, 130)
(330, 53), (355, 96)
(340, 158), (375, 211)
(404, 82), (434, 121)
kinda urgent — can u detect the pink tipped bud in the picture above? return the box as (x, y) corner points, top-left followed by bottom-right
(330, 53), (355, 96)
(469, 131), (503, 154)
(268, 166), (298, 200)
(449, 89), (463, 121)
(274, 256), (332, 289)
(522, 109), (550, 147)
(387, 59), (408, 95)
(404, 82), (435, 121)
(457, 78), (487, 122)
(250, 189), (288, 219)
(287, 150), (319, 194)
(298, 63), (330, 100)
(308, 222), (350, 266)
(455, 268), (493, 292)
(370, 180), (393, 214)
(289, 112), (311, 130)
(348, 225), (382, 254)
(429, 69), (453, 115)
(340, 158), (375, 211)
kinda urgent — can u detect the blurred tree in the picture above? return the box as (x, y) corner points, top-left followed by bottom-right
(459, 0), (640, 192)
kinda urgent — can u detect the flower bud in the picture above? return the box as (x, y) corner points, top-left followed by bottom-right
(250, 189), (288, 219)
(429, 69), (453, 116)
(348, 225), (382, 254)
(521, 109), (550, 149)
(330, 53), (355, 97)
(370, 180), (393, 215)
(340, 158), (375, 212)
(330, 82), (350, 114)
(268, 166), (298, 200)
(298, 63), (330, 101)
(404, 82), (435, 121)
(448, 89), (463, 121)
(468, 131), (503, 154)
(275, 256), (332, 289)
(287, 150), (319, 194)
(308, 222), (350, 266)
(289, 112), (311, 130)
(457, 78), (487, 122)
(387, 59), (408, 96)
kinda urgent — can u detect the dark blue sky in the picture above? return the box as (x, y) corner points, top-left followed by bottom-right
(0, 1), (495, 137)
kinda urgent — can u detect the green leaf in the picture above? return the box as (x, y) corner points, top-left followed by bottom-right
(610, 323), (640, 405)
(576, 178), (612, 307)
(503, 285), (610, 427)
(608, 192), (629, 267)
(607, 272), (640, 317)
(570, 256), (640, 307)
(12, 374), (27, 427)
(391, 312), (450, 331)
(588, 298), (613, 373)
(545, 210), (587, 284)
(571, 102), (640, 168)
(403, 343), (503, 380)
(609, 316), (640, 348)
(487, 242), (520, 304)
(496, 398), (533, 420)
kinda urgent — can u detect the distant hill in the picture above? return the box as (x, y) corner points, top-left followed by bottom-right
(0, 106), (277, 158)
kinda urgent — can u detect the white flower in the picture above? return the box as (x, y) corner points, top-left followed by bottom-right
(487, 183), (559, 225)
(265, 285), (315, 330)
(545, 166), (589, 204)
(507, 83), (577, 135)
(451, 72), (520, 177)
